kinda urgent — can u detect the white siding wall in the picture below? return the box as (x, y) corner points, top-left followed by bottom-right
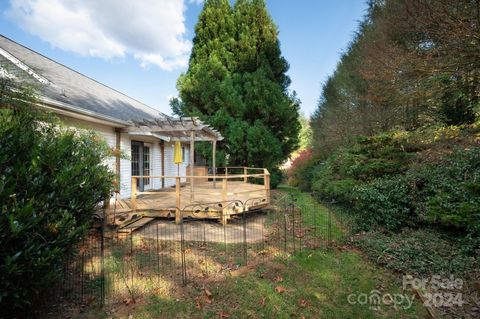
(57, 115), (194, 199)
(151, 142), (162, 190)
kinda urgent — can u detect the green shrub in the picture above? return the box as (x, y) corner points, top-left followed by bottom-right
(355, 229), (478, 276)
(287, 149), (317, 191)
(311, 132), (416, 203)
(0, 81), (114, 314)
(409, 148), (480, 238)
(351, 176), (413, 231)
(269, 166), (284, 189)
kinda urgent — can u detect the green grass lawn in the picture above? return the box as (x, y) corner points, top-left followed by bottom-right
(72, 188), (427, 319)
(274, 184), (345, 240)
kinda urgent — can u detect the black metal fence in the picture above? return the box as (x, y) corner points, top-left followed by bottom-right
(60, 194), (347, 306)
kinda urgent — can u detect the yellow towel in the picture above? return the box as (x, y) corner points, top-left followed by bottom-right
(174, 141), (183, 164)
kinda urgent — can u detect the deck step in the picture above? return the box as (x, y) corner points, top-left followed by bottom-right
(118, 217), (155, 233)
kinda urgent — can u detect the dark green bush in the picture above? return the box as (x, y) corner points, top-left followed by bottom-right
(269, 166), (283, 189)
(311, 132), (416, 203)
(346, 148), (480, 236)
(355, 229), (478, 276)
(0, 81), (114, 314)
(351, 176), (413, 231)
(311, 127), (479, 245)
(409, 147), (480, 237)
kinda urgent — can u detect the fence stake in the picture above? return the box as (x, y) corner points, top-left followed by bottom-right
(328, 207), (332, 249)
(180, 214), (187, 285)
(131, 177), (137, 211)
(221, 178), (228, 225)
(100, 211), (105, 306)
(175, 177), (181, 224)
(130, 231), (134, 289)
(156, 223), (160, 279)
(243, 207), (247, 265)
(283, 200), (287, 253)
(292, 202), (296, 254)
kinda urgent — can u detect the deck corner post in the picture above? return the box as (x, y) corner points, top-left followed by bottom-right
(131, 177), (137, 211)
(212, 139), (217, 189)
(243, 167), (247, 183)
(190, 131), (195, 201)
(264, 169), (270, 204)
(175, 176), (182, 224)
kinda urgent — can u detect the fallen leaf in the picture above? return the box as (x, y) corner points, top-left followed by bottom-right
(205, 289), (212, 297)
(218, 311), (230, 318)
(123, 298), (135, 306)
(260, 296), (266, 306)
(204, 289), (213, 304)
(195, 297), (202, 310)
(275, 286), (286, 293)
(274, 276), (284, 282)
(299, 299), (307, 308)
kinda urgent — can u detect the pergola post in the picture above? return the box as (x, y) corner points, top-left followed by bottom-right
(190, 131), (195, 200)
(212, 139), (217, 188)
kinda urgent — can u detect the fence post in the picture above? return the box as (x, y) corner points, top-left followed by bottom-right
(175, 177), (181, 224)
(221, 178), (228, 225)
(180, 213), (187, 285)
(100, 210), (105, 306)
(328, 207), (332, 249)
(283, 199), (287, 252)
(243, 167), (247, 183)
(131, 177), (137, 211)
(242, 206), (247, 265)
(156, 223), (160, 279)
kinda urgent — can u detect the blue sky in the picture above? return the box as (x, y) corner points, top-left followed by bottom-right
(0, 0), (367, 116)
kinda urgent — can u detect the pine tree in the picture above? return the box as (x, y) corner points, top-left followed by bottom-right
(173, 0), (300, 186)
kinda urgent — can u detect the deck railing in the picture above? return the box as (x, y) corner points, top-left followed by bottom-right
(131, 167), (270, 223)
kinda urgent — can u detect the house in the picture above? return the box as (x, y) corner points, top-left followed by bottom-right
(0, 35), (269, 224)
(0, 34), (222, 196)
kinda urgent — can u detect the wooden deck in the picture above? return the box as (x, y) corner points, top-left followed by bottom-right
(108, 168), (271, 228)
(133, 181), (267, 212)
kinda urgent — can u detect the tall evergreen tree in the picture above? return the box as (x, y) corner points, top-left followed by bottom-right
(173, 0), (300, 186)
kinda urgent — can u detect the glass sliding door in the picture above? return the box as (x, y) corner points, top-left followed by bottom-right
(131, 141), (152, 192)
(143, 145), (150, 187)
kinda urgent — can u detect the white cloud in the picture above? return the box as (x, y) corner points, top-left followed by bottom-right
(5, 0), (193, 70)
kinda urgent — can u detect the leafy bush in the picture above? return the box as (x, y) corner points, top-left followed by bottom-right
(269, 166), (284, 189)
(354, 229), (478, 276)
(287, 148), (317, 191)
(311, 132), (417, 203)
(311, 125), (480, 243)
(409, 147), (480, 237)
(351, 176), (413, 231)
(0, 81), (114, 314)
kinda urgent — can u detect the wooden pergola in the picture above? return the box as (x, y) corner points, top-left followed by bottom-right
(112, 114), (270, 227)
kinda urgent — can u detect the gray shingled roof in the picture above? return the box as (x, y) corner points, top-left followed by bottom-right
(0, 35), (164, 123)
